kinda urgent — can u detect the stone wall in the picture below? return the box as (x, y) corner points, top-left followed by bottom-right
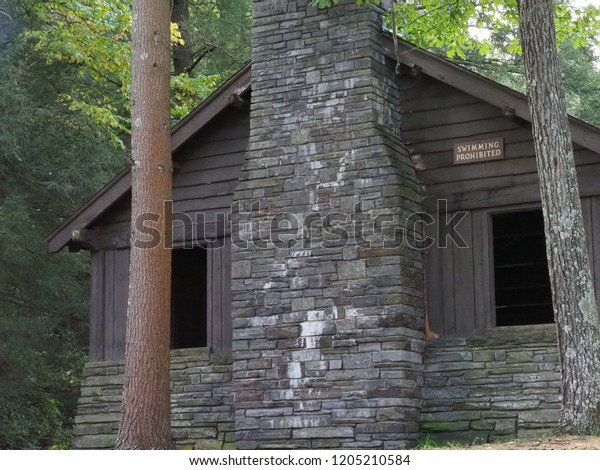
(72, 349), (234, 449)
(73, 327), (564, 449)
(230, 0), (424, 449)
(421, 325), (561, 444)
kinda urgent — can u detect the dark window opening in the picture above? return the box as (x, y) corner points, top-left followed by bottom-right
(171, 248), (207, 349)
(492, 210), (554, 326)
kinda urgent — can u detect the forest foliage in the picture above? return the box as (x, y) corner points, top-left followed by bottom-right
(0, 0), (599, 448)
(22, 0), (251, 147)
(0, 0), (250, 448)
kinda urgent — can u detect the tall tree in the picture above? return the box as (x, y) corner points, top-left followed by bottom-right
(116, 0), (174, 449)
(171, 0), (194, 75)
(519, 0), (600, 434)
(0, 0), (251, 449)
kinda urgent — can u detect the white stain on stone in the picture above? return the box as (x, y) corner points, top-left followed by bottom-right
(290, 378), (311, 388)
(337, 152), (349, 186)
(250, 316), (279, 327)
(287, 362), (302, 379)
(301, 321), (326, 337)
(307, 310), (326, 321)
(292, 250), (311, 257)
(293, 349), (320, 362)
(345, 307), (362, 317)
(300, 319), (327, 350)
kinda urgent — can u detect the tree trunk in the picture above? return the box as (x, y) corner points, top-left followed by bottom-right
(519, 0), (600, 434)
(171, 0), (194, 75)
(116, 0), (174, 449)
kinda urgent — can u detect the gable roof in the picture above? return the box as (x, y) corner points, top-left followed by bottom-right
(45, 63), (251, 253)
(382, 36), (600, 151)
(46, 38), (600, 252)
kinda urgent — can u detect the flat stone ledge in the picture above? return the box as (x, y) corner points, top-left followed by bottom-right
(85, 348), (232, 368)
(470, 325), (557, 348)
(427, 325), (557, 350)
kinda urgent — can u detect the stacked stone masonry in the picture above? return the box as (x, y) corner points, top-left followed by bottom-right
(422, 325), (561, 444)
(73, 326), (562, 448)
(230, 0), (424, 449)
(73, 349), (234, 450)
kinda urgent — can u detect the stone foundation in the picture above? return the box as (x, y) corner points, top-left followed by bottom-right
(72, 349), (234, 449)
(421, 325), (561, 444)
(73, 326), (564, 448)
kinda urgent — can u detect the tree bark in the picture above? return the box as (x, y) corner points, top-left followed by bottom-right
(519, 0), (600, 434)
(171, 0), (194, 75)
(116, 0), (174, 449)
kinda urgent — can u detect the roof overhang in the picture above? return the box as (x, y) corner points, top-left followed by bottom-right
(45, 63), (251, 253)
(381, 35), (600, 151)
(47, 37), (600, 253)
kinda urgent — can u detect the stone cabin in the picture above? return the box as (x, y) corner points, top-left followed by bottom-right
(46, 0), (600, 449)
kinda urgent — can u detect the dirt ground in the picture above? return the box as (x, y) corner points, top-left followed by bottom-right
(468, 435), (600, 450)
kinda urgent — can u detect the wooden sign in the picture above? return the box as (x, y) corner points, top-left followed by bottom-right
(454, 137), (504, 165)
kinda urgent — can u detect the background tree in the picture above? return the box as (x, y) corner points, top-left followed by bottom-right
(23, 0), (251, 143)
(519, 0), (600, 434)
(171, 0), (194, 75)
(116, 0), (174, 449)
(0, 0), (125, 448)
(170, 0), (251, 76)
(0, 0), (251, 448)
(453, 32), (600, 127)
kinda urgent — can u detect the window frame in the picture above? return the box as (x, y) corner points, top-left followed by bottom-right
(484, 203), (551, 328)
(169, 236), (232, 353)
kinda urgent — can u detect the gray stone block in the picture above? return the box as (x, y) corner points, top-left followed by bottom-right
(337, 260), (366, 280)
(342, 353), (372, 369)
(72, 434), (117, 449)
(491, 400), (540, 411)
(294, 426), (355, 439)
(494, 419), (517, 434)
(518, 409), (560, 425)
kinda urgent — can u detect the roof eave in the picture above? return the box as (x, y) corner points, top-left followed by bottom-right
(45, 63), (252, 253)
(381, 35), (600, 152)
(44, 169), (131, 253)
(48, 38), (600, 253)
(171, 63), (251, 152)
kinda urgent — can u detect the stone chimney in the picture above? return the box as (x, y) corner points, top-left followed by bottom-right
(231, 0), (424, 449)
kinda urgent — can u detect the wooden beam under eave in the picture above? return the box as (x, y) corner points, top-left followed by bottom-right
(45, 171), (132, 253)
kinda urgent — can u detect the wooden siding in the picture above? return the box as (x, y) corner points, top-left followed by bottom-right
(89, 239), (234, 360)
(426, 208), (493, 338)
(89, 248), (129, 360)
(399, 74), (600, 213)
(87, 108), (248, 359)
(385, 35), (600, 151)
(426, 201), (600, 338)
(207, 237), (233, 352)
(46, 65), (251, 253)
(92, 107), (248, 245)
(404, 74), (600, 338)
